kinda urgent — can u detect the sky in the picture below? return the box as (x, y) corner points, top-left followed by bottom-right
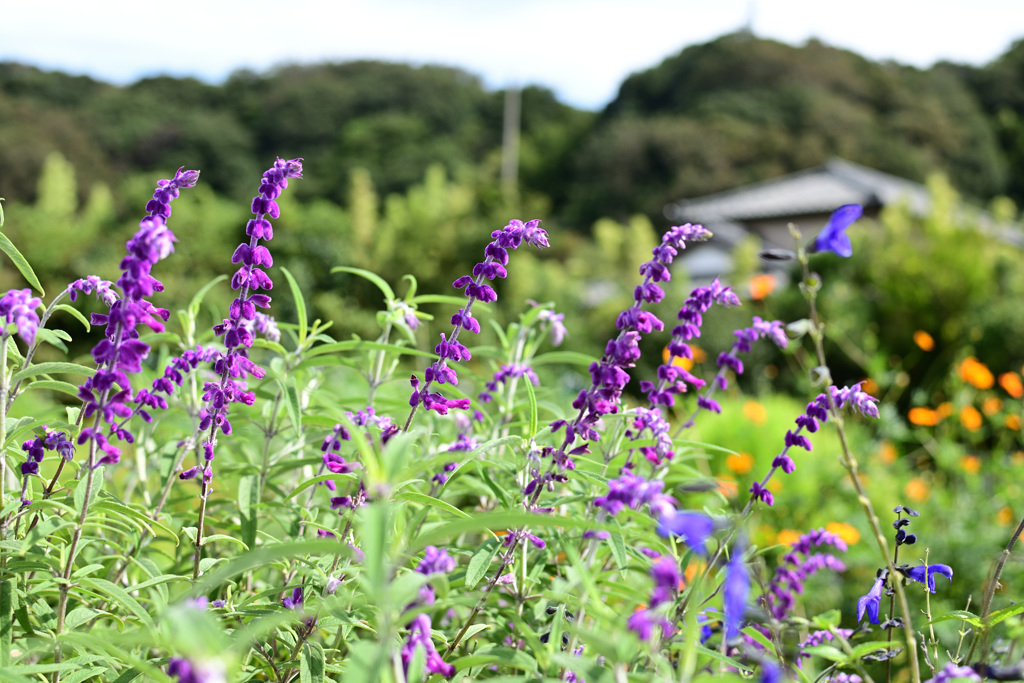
(3, 0), (1024, 110)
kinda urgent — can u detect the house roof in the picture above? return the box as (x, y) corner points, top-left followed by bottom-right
(664, 158), (930, 223)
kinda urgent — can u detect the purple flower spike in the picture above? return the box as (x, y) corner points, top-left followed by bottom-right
(0, 289), (42, 345)
(200, 159), (301, 469)
(723, 549), (749, 640)
(813, 204), (862, 258)
(409, 219), (547, 421)
(402, 614), (455, 678)
(75, 167), (198, 468)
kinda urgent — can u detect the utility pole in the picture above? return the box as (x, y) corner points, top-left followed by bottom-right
(501, 85), (521, 204)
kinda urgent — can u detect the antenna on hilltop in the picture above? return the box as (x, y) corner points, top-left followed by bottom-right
(743, 0), (756, 35)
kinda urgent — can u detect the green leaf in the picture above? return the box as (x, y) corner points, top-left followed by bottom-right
(801, 644), (847, 662)
(331, 266), (395, 301)
(532, 350), (597, 367)
(108, 669), (142, 683)
(300, 641), (325, 683)
(394, 491), (471, 519)
(987, 600), (1024, 628)
(22, 379), (80, 398)
(811, 609), (842, 630)
(849, 640), (896, 659)
(239, 474), (258, 548)
(304, 339), (433, 359)
(0, 231), (43, 295)
(53, 304), (90, 331)
(280, 267), (307, 346)
(11, 361), (95, 385)
(607, 526), (628, 572)
(0, 581), (11, 668)
(202, 534), (250, 550)
(928, 609), (982, 627)
(465, 538), (501, 590)
(188, 274), (228, 319)
(278, 376), (302, 438)
(524, 371), (538, 438)
(77, 578), (155, 629)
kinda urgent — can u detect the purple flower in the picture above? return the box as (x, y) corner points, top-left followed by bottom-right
(627, 608), (674, 642)
(167, 657), (226, 683)
(417, 546), (456, 575)
(856, 576), (885, 624)
(68, 275), (118, 307)
(766, 528), (847, 620)
(410, 219), (547, 419)
(202, 159), (301, 467)
(401, 614), (455, 678)
(656, 511), (713, 554)
(813, 204), (862, 258)
(649, 556), (681, 606)
(723, 549), (749, 640)
(0, 289), (42, 345)
(595, 471), (675, 518)
(282, 586), (303, 610)
(549, 223), (711, 474)
(923, 662), (982, 683)
(76, 167), (198, 467)
(902, 563), (953, 593)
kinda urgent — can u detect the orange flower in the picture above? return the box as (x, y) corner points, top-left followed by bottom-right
(909, 407), (941, 426)
(725, 452), (754, 475)
(861, 378), (879, 397)
(662, 345), (693, 371)
(825, 521), (861, 545)
(1006, 414), (1022, 431)
(937, 402), (954, 419)
(905, 477), (930, 503)
(960, 405), (983, 431)
(999, 372), (1024, 399)
(776, 529), (802, 546)
(749, 273), (777, 301)
(716, 477), (738, 498)
(959, 356), (995, 390)
(959, 455), (982, 474)
(742, 401), (768, 426)
(691, 345), (707, 363)
(998, 506), (1014, 526)
(913, 330), (935, 352)
(982, 397), (1004, 416)
(878, 441), (898, 464)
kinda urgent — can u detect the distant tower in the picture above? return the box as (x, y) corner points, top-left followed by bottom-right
(743, 0), (756, 35)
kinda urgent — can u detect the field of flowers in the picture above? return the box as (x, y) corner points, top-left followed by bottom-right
(0, 160), (1021, 683)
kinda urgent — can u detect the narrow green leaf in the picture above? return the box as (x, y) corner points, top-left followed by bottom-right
(300, 641), (325, 683)
(0, 581), (11, 668)
(394, 491), (471, 519)
(60, 667), (107, 683)
(280, 266), (307, 345)
(21, 379), (80, 398)
(849, 640), (897, 659)
(987, 600), (1024, 627)
(188, 274), (228, 319)
(532, 350), (598, 367)
(279, 376), (302, 438)
(78, 578), (155, 629)
(305, 339), (433, 359)
(11, 361), (95, 385)
(0, 231), (43, 295)
(465, 538), (500, 590)
(801, 644), (847, 662)
(53, 304), (90, 331)
(239, 474), (258, 548)
(108, 668), (142, 683)
(331, 266), (395, 301)
(34, 328), (68, 353)
(607, 527), (628, 571)
(928, 610), (982, 627)
(202, 534), (250, 550)
(524, 372), (538, 439)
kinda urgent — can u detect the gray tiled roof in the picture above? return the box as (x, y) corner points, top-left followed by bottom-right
(665, 158), (930, 222)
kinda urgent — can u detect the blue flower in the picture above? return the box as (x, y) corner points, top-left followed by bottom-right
(813, 204), (863, 258)
(903, 563), (953, 593)
(656, 511), (714, 555)
(856, 577), (885, 624)
(723, 550), (749, 640)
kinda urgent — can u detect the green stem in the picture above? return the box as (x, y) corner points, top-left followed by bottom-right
(966, 512), (1024, 663)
